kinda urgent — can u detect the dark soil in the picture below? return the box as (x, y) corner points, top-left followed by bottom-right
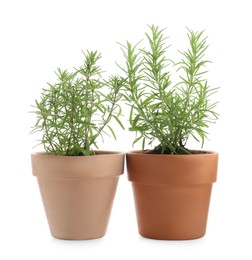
(144, 147), (209, 155)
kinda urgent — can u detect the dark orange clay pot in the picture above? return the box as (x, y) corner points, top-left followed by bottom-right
(31, 151), (124, 240)
(127, 151), (218, 240)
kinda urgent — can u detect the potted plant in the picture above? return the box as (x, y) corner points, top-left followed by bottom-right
(31, 50), (125, 240)
(119, 25), (219, 240)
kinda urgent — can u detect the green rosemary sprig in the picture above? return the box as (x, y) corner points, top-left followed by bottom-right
(31, 50), (124, 156)
(119, 25), (219, 154)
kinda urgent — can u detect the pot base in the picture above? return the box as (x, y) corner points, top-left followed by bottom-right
(38, 177), (119, 240)
(138, 233), (205, 241)
(132, 183), (213, 240)
(51, 233), (105, 241)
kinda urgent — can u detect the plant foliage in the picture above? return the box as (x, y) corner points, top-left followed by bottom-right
(119, 25), (218, 154)
(31, 50), (124, 156)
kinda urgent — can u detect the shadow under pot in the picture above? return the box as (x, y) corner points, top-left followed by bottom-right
(31, 151), (124, 240)
(126, 150), (218, 240)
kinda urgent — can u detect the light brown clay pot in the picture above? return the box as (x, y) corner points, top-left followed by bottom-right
(31, 151), (124, 240)
(127, 150), (218, 240)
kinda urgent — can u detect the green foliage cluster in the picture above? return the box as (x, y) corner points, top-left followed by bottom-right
(31, 25), (219, 156)
(31, 51), (124, 156)
(119, 25), (218, 154)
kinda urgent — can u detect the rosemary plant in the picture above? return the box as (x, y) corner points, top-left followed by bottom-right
(31, 50), (124, 156)
(119, 25), (218, 154)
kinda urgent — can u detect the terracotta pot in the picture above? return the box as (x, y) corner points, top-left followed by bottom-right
(126, 151), (218, 240)
(31, 151), (124, 240)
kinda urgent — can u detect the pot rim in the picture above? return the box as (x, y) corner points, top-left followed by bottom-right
(126, 150), (218, 185)
(31, 150), (125, 179)
(127, 150), (218, 157)
(32, 150), (125, 158)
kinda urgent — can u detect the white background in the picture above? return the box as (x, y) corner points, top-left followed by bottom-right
(0, 0), (251, 259)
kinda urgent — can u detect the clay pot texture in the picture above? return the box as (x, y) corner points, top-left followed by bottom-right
(127, 151), (218, 240)
(31, 151), (124, 240)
